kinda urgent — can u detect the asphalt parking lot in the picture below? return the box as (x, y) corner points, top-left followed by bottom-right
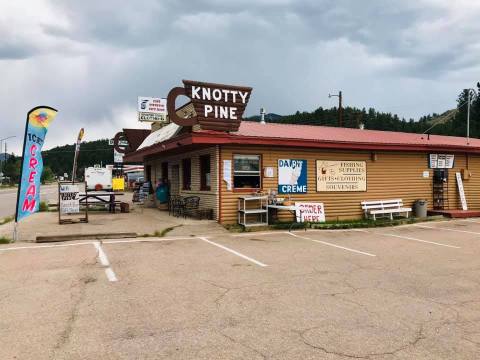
(1, 219), (480, 359)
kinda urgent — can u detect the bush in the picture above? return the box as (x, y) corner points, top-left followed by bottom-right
(39, 201), (49, 212)
(0, 236), (11, 244)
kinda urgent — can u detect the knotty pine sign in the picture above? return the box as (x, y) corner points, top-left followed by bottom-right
(167, 80), (252, 132)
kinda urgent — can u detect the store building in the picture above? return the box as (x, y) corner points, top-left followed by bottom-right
(125, 80), (480, 224)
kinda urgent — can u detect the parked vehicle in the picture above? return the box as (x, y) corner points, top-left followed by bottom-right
(85, 167), (113, 191)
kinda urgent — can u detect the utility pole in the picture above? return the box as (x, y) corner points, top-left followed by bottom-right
(466, 88), (478, 145)
(329, 91), (343, 127)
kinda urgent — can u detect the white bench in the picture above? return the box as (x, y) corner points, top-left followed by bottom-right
(361, 199), (412, 220)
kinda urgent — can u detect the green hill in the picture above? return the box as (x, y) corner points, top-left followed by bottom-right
(42, 139), (113, 178)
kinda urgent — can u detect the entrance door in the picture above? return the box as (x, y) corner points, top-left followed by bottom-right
(170, 165), (180, 195)
(433, 169), (449, 210)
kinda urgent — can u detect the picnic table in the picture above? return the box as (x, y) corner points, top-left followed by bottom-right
(79, 191), (124, 213)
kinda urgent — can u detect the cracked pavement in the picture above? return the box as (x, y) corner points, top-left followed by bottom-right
(1, 219), (480, 359)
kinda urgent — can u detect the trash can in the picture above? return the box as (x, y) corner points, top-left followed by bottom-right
(414, 200), (428, 218)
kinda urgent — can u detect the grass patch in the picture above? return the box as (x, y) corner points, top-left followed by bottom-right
(141, 225), (184, 238)
(39, 201), (49, 212)
(0, 236), (11, 244)
(0, 216), (14, 226)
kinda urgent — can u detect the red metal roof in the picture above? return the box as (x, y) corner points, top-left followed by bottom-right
(125, 121), (480, 162)
(199, 121), (480, 148)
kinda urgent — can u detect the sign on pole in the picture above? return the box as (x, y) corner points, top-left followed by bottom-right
(114, 149), (124, 163)
(138, 97), (168, 123)
(72, 128), (84, 184)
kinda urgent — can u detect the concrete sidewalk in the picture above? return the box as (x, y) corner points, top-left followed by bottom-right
(0, 205), (228, 242)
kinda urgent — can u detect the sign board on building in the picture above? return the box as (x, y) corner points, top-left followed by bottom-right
(429, 154), (454, 169)
(278, 159), (307, 194)
(456, 172), (468, 210)
(114, 149), (124, 163)
(316, 160), (367, 192)
(264, 167), (275, 178)
(59, 184), (80, 214)
(167, 80), (252, 132)
(223, 159), (232, 191)
(138, 97), (168, 123)
(295, 202), (325, 223)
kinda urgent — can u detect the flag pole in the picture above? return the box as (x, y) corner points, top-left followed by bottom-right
(13, 105), (58, 242)
(13, 108), (33, 242)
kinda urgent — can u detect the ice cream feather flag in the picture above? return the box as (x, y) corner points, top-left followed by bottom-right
(15, 106), (58, 223)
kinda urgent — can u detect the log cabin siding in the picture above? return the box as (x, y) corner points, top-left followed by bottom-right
(219, 145), (478, 224)
(145, 146), (219, 220)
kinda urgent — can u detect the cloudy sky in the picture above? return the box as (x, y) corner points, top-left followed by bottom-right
(1, 0), (480, 153)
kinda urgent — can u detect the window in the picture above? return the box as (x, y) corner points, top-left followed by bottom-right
(182, 158), (191, 190)
(200, 155), (211, 191)
(233, 154), (261, 189)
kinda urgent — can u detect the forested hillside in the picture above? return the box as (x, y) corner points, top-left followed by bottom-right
(248, 84), (480, 138)
(42, 139), (113, 178)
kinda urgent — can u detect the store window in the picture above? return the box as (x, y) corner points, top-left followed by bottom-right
(200, 155), (211, 191)
(182, 158), (191, 190)
(233, 154), (261, 189)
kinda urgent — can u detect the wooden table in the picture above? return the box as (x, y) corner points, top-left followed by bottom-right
(79, 192), (124, 213)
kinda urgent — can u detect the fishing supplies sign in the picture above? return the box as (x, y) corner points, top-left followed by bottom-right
(58, 182), (88, 224)
(167, 80), (252, 132)
(278, 159), (307, 194)
(316, 160), (367, 192)
(15, 106), (58, 228)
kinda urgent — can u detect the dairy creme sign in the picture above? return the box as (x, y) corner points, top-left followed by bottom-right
(278, 159), (307, 194)
(167, 80), (252, 132)
(316, 160), (367, 192)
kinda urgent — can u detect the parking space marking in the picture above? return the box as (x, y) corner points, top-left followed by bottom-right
(286, 232), (376, 257)
(377, 232), (460, 248)
(0, 242), (91, 252)
(197, 237), (268, 267)
(414, 224), (480, 235)
(232, 231), (289, 237)
(103, 237), (193, 245)
(93, 242), (118, 282)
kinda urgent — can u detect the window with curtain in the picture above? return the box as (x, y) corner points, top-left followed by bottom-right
(233, 154), (261, 189)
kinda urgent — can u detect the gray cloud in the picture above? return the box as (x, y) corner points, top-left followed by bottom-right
(1, 0), (480, 154)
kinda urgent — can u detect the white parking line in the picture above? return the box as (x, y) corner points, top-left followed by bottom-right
(93, 242), (118, 282)
(232, 231), (289, 237)
(103, 237), (193, 245)
(0, 242), (91, 252)
(414, 224), (480, 235)
(197, 236), (268, 267)
(286, 232), (376, 257)
(377, 232), (460, 248)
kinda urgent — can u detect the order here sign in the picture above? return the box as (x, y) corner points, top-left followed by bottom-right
(295, 202), (325, 223)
